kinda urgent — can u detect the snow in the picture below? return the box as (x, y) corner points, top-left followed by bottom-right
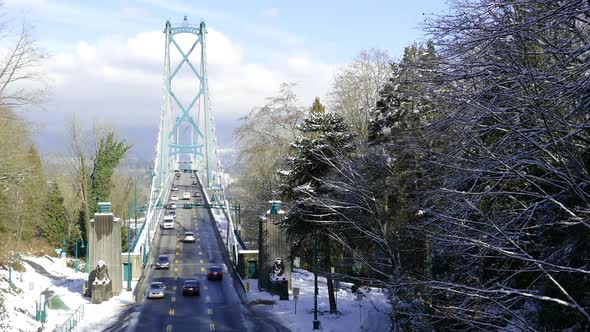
(0, 255), (136, 332)
(246, 269), (391, 332)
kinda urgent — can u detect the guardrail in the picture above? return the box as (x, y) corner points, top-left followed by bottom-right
(52, 304), (84, 332)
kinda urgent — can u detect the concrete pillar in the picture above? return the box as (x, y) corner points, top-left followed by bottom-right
(89, 205), (122, 296)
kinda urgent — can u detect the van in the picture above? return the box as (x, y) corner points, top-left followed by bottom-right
(162, 215), (174, 229)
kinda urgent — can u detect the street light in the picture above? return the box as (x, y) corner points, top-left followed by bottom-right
(313, 229), (320, 330)
(127, 218), (132, 291)
(75, 238), (85, 272)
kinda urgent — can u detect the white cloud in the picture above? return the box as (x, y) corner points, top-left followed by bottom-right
(38, 25), (336, 147)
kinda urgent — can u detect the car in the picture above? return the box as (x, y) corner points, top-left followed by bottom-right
(192, 180), (198, 185)
(190, 174), (195, 178)
(195, 198), (203, 205)
(172, 186), (179, 191)
(169, 203), (177, 209)
(155, 255), (170, 270)
(171, 195), (179, 201)
(193, 192), (201, 197)
(182, 279), (200, 296)
(175, 174), (181, 179)
(182, 231), (195, 243)
(147, 281), (166, 299)
(182, 192), (191, 200)
(207, 266), (223, 280)
(167, 210), (176, 217)
(162, 216), (174, 230)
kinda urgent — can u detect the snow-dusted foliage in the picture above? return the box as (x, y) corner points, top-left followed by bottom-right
(418, 0), (590, 330)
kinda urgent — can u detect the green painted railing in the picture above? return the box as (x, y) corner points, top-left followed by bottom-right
(53, 304), (84, 332)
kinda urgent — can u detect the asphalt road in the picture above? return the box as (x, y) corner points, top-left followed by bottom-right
(124, 172), (288, 332)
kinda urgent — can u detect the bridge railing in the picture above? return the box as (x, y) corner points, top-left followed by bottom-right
(197, 172), (243, 262)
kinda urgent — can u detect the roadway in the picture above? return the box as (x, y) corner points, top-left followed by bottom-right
(120, 171), (287, 332)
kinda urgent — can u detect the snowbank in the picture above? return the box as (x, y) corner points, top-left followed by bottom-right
(0, 255), (137, 332)
(246, 269), (391, 332)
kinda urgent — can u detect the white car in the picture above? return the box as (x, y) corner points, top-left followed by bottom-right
(182, 192), (190, 200)
(182, 231), (195, 243)
(169, 203), (177, 209)
(172, 186), (179, 191)
(171, 195), (179, 201)
(162, 216), (174, 229)
(147, 282), (166, 299)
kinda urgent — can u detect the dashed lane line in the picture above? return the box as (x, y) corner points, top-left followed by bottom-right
(166, 324), (172, 332)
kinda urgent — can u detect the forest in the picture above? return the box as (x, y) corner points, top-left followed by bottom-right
(233, 1), (590, 330)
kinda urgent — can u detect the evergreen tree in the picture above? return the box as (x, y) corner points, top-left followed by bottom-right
(279, 98), (356, 314)
(89, 132), (132, 215)
(41, 182), (71, 247)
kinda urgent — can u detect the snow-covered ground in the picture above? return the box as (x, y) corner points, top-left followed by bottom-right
(0, 255), (136, 332)
(247, 269), (391, 332)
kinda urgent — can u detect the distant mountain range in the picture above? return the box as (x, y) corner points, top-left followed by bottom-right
(34, 122), (238, 171)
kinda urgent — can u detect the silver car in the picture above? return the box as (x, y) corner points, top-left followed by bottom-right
(147, 281), (166, 299)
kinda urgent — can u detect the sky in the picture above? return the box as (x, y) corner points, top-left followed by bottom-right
(3, 0), (448, 157)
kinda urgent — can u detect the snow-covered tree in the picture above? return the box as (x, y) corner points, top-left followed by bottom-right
(329, 49), (392, 141)
(233, 83), (307, 243)
(279, 98), (356, 314)
(420, 0), (590, 330)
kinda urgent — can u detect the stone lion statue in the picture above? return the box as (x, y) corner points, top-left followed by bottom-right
(270, 257), (285, 281)
(93, 260), (111, 286)
(91, 260), (113, 304)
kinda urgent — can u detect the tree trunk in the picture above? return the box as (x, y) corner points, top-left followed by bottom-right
(325, 240), (337, 314)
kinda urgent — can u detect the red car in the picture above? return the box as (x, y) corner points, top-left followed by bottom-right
(207, 266), (223, 280)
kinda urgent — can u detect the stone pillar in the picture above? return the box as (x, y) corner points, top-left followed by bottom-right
(258, 201), (291, 297)
(88, 202), (122, 299)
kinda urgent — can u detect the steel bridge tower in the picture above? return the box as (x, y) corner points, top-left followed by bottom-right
(159, 17), (213, 189)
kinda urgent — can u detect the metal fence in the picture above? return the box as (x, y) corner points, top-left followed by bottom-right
(53, 304), (84, 332)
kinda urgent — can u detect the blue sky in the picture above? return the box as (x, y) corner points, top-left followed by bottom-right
(3, 0), (448, 155)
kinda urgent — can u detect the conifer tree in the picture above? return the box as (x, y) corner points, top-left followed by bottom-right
(41, 182), (71, 247)
(279, 97), (356, 314)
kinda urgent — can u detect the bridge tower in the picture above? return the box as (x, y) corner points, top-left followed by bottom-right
(159, 17), (213, 188)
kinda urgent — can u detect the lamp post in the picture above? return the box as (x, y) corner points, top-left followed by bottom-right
(127, 218), (132, 290)
(134, 175), (138, 236)
(75, 239), (85, 272)
(85, 245), (89, 273)
(313, 229), (320, 330)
